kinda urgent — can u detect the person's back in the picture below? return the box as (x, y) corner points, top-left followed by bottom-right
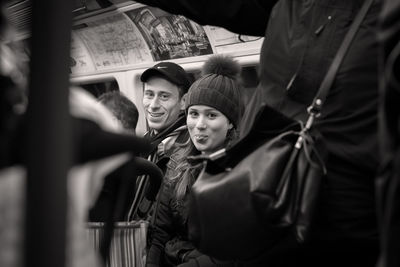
(247, 0), (379, 235)
(247, 4), (380, 266)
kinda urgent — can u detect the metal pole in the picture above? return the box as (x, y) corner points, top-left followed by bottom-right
(25, 1), (73, 267)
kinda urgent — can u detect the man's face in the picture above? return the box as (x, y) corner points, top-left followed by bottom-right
(142, 76), (184, 132)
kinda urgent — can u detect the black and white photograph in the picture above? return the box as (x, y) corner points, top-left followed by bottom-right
(1, 1), (398, 267)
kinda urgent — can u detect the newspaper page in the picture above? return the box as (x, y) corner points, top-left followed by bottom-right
(73, 13), (153, 70)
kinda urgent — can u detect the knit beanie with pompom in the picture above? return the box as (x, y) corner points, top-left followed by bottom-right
(185, 55), (242, 127)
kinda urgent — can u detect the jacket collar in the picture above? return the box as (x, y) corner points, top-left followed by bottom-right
(146, 112), (186, 151)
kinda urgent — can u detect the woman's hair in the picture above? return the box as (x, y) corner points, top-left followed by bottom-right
(171, 139), (200, 201)
(171, 127), (238, 202)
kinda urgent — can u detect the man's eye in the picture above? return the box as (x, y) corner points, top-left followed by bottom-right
(160, 94), (170, 100)
(144, 91), (154, 97)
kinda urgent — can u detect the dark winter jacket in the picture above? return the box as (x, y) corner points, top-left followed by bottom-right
(146, 158), (198, 267)
(146, 156), (233, 267)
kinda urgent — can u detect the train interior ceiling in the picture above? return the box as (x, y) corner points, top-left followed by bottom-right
(3, 0), (262, 135)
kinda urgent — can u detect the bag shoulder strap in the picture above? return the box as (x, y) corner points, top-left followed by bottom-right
(309, 0), (375, 115)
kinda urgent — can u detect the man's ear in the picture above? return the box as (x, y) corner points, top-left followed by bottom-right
(228, 122), (234, 130)
(180, 93), (187, 110)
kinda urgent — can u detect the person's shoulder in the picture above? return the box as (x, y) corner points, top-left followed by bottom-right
(164, 126), (189, 156)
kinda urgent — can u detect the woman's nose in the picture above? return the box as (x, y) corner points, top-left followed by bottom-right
(195, 116), (207, 129)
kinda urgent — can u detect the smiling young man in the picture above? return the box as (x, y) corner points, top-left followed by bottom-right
(131, 62), (192, 221)
(141, 62), (191, 161)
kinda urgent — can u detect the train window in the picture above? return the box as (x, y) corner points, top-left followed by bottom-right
(77, 79), (119, 98)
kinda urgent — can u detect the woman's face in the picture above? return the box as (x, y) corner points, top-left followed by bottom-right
(187, 105), (233, 154)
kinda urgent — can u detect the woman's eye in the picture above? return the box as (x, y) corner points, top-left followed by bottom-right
(208, 113), (217, 119)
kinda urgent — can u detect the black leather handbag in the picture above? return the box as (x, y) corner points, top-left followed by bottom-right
(187, 0), (374, 261)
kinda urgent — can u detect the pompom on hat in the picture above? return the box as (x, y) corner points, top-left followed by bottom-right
(185, 55), (242, 127)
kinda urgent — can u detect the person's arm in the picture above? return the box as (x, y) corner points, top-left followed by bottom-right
(146, 181), (175, 267)
(133, 0), (277, 36)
